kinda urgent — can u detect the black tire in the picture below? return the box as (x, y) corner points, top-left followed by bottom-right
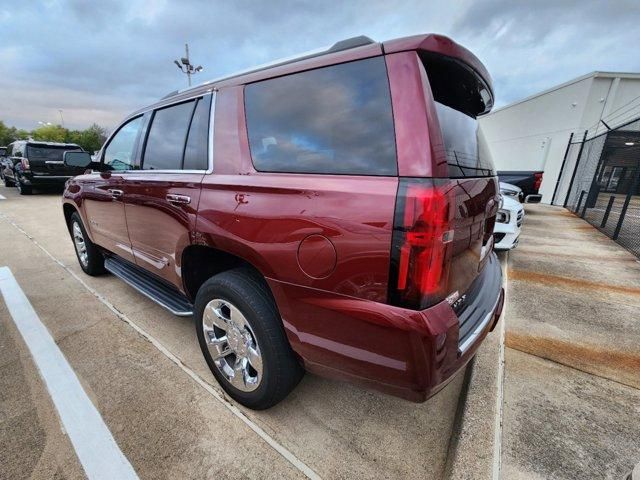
(195, 268), (303, 410)
(3, 175), (13, 187)
(15, 176), (32, 195)
(69, 212), (105, 276)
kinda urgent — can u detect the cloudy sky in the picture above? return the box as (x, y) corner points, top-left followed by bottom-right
(1, 0), (639, 131)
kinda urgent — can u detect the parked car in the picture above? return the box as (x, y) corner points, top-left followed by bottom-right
(0, 146), (9, 182)
(498, 170), (543, 203)
(494, 195), (524, 250)
(4, 140), (85, 194)
(62, 34), (504, 409)
(500, 181), (524, 203)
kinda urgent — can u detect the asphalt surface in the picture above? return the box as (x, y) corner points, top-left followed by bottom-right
(0, 185), (468, 480)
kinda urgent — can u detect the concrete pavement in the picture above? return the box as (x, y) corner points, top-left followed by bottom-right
(501, 204), (640, 479)
(0, 185), (469, 479)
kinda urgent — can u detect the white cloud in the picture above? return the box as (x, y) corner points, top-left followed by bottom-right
(0, 0), (638, 129)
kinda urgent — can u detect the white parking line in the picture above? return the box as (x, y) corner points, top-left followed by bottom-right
(0, 266), (139, 480)
(0, 213), (322, 480)
(0, 194), (6, 200)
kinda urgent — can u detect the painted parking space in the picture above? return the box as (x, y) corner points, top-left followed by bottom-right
(0, 267), (139, 480)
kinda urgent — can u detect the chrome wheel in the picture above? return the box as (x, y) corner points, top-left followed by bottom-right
(202, 299), (263, 392)
(72, 222), (88, 267)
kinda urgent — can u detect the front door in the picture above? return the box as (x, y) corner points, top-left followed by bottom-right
(82, 115), (144, 263)
(122, 95), (212, 290)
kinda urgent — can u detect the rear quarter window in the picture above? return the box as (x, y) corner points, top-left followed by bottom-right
(244, 56), (397, 176)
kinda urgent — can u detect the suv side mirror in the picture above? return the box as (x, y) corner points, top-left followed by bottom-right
(64, 151), (92, 168)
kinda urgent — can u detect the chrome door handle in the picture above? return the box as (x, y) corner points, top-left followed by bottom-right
(166, 194), (191, 205)
(108, 189), (123, 199)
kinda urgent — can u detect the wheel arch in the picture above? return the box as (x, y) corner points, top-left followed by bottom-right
(181, 244), (276, 305)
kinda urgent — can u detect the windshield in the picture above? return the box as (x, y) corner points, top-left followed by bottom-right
(26, 145), (82, 161)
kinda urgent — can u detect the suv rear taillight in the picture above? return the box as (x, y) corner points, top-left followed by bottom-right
(534, 172), (543, 192)
(388, 179), (455, 310)
(21, 158), (30, 171)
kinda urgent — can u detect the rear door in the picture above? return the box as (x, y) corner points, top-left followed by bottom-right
(122, 94), (212, 289)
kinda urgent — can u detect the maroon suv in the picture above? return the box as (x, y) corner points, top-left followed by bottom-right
(62, 34), (504, 409)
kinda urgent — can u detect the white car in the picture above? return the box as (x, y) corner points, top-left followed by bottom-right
(500, 182), (524, 203)
(494, 195), (524, 250)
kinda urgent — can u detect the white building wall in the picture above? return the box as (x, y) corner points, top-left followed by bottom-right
(479, 72), (640, 204)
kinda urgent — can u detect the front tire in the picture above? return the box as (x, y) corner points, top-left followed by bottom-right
(69, 212), (105, 276)
(195, 269), (303, 410)
(3, 175), (13, 187)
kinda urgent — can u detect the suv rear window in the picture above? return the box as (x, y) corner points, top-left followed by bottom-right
(244, 57), (397, 176)
(27, 144), (81, 161)
(420, 53), (495, 178)
(434, 102), (495, 178)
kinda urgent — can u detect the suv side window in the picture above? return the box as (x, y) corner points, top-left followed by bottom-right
(142, 100), (195, 170)
(183, 96), (211, 170)
(104, 116), (143, 171)
(244, 57), (397, 176)
(14, 143), (24, 157)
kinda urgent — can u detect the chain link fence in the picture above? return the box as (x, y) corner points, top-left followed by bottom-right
(553, 116), (640, 258)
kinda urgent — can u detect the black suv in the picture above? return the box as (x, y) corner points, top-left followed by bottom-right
(3, 141), (85, 194)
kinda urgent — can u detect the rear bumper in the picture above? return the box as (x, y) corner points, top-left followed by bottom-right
(267, 253), (504, 402)
(20, 173), (72, 186)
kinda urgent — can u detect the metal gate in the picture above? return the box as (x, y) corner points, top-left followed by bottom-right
(553, 116), (640, 258)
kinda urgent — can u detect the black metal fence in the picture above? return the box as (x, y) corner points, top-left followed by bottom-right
(553, 116), (640, 258)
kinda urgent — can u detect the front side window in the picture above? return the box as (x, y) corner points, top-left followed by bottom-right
(104, 116), (143, 171)
(244, 57), (397, 176)
(142, 101), (195, 170)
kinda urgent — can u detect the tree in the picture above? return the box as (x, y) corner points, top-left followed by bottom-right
(0, 120), (108, 152)
(32, 124), (67, 143)
(0, 121), (28, 145)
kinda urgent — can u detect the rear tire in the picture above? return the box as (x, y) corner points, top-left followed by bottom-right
(16, 176), (31, 195)
(3, 175), (13, 187)
(69, 212), (105, 276)
(195, 268), (303, 410)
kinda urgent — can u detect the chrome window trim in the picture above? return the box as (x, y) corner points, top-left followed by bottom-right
(98, 89), (215, 174)
(207, 90), (216, 173)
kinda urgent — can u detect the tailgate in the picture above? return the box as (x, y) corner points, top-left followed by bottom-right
(448, 177), (498, 302)
(27, 144), (85, 176)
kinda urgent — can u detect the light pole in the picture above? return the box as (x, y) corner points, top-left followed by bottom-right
(174, 43), (203, 87)
(58, 109), (65, 128)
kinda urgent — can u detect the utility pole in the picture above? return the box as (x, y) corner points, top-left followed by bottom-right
(58, 109), (65, 128)
(174, 43), (203, 87)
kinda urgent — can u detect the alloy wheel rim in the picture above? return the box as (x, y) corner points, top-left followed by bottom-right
(72, 222), (89, 267)
(202, 298), (263, 392)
